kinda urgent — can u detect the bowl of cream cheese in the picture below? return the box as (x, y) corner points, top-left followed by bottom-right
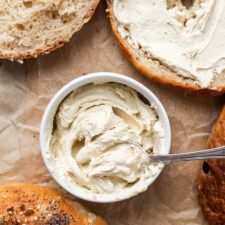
(40, 72), (171, 203)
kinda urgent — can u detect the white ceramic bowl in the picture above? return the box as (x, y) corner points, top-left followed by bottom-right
(40, 72), (171, 203)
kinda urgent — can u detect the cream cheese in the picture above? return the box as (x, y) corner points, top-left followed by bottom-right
(47, 83), (164, 198)
(113, 0), (225, 87)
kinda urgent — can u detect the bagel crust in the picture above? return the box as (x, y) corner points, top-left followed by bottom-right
(198, 106), (225, 225)
(0, 183), (107, 225)
(106, 0), (225, 96)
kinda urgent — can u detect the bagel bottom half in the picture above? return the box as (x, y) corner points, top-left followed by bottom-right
(0, 183), (107, 225)
(198, 106), (225, 225)
(106, 0), (225, 96)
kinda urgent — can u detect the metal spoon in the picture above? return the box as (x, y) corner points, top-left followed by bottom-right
(130, 143), (225, 164)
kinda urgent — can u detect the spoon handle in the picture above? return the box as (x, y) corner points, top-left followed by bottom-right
(151, 146), (225, 164)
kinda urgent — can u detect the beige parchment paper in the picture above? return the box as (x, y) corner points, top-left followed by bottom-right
(0, 2), (224, 225)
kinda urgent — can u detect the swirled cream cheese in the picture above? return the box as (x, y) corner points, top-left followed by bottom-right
(46, 83), (164, 198)
(113, 0), (225, 87)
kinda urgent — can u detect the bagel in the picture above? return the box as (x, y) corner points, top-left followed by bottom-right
(0, 0), (99, 60)
(106, 0), (225, 95)
(0, 183), (107, 225)
(198, 106), (225, 225)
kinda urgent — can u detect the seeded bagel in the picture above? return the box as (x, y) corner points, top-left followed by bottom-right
(0, 183), (107, 225)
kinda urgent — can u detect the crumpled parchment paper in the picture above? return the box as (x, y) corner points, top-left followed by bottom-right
(0, 2), (224, 225)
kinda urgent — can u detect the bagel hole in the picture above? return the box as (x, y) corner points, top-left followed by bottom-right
(16, 24), (25, 30)
(202, 161), (210, 174)
(23, 1), (33, 8)
(52, 10), (59, 19)
(61, 12), (76, 24)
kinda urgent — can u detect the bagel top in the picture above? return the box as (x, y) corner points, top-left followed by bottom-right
(107, 0), (225, 95)
(0, 0), (99, 60)
(0, 183), (107, 225)
(198, 105), (225, 225)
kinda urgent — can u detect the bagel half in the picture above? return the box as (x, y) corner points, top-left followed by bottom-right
(198, 106), (225, 225)
(106, 0), (225, 96)
(0, 0), (100, 60)
(0, 183), (107, 225)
